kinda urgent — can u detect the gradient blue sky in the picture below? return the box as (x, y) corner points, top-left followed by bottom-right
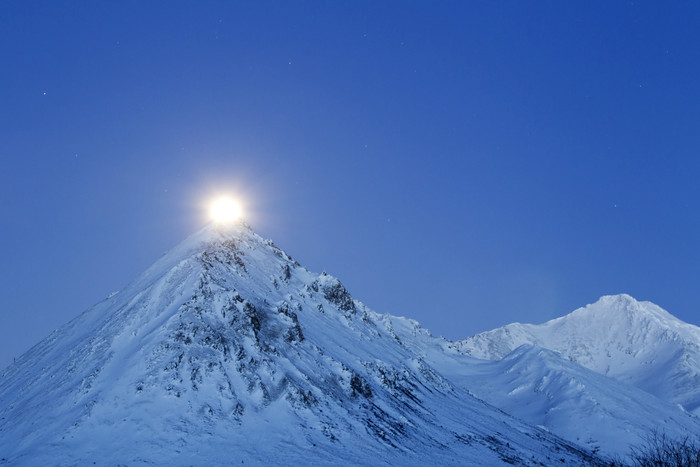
(2, 1), (700, 369)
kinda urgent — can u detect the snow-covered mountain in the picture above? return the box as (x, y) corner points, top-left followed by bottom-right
(0, 221), (602, 466)
(433, 344), (700, 458)
(455, 294), (700, 416)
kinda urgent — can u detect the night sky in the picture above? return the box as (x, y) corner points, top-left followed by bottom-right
(2, 1), (700, 369)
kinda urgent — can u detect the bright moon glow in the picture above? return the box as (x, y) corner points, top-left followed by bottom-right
(210, 198), (242, 223)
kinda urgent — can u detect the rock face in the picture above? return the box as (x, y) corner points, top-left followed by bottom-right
(0, 222), (602, 466)
(455, 294), (700, 416)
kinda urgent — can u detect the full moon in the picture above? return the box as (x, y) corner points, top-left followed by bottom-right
(210, 197), (242, 223)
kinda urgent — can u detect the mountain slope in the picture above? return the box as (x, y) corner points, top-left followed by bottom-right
(0, 222), (602, 465)
(434, 344), (700, 458)
(455, 294), (700, 415)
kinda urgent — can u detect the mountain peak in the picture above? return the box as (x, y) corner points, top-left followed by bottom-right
(160, 219), (254, 260)
(569, 293), (679, 328)
(596, 293), (638, 306)
(570, 293), (646, 318)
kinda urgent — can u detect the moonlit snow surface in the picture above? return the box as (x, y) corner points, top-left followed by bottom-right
(0, 221), (603, 465)
(433, 344), (700, 458)
(456, 294), (700, 416)
(453, 294), (700, 457)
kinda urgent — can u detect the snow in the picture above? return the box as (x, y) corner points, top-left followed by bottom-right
(455, 294), (700, 416)
(0, 221), (695, 465)
(430, 344), (700, 458)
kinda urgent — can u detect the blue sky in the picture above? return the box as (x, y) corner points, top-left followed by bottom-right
(2, 1), (700, 368)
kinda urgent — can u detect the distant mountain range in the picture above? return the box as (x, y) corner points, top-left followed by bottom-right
(1, 222), (697, 465)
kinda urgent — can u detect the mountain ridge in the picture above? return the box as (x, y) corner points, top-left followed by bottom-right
(434, 343), (700, 458)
